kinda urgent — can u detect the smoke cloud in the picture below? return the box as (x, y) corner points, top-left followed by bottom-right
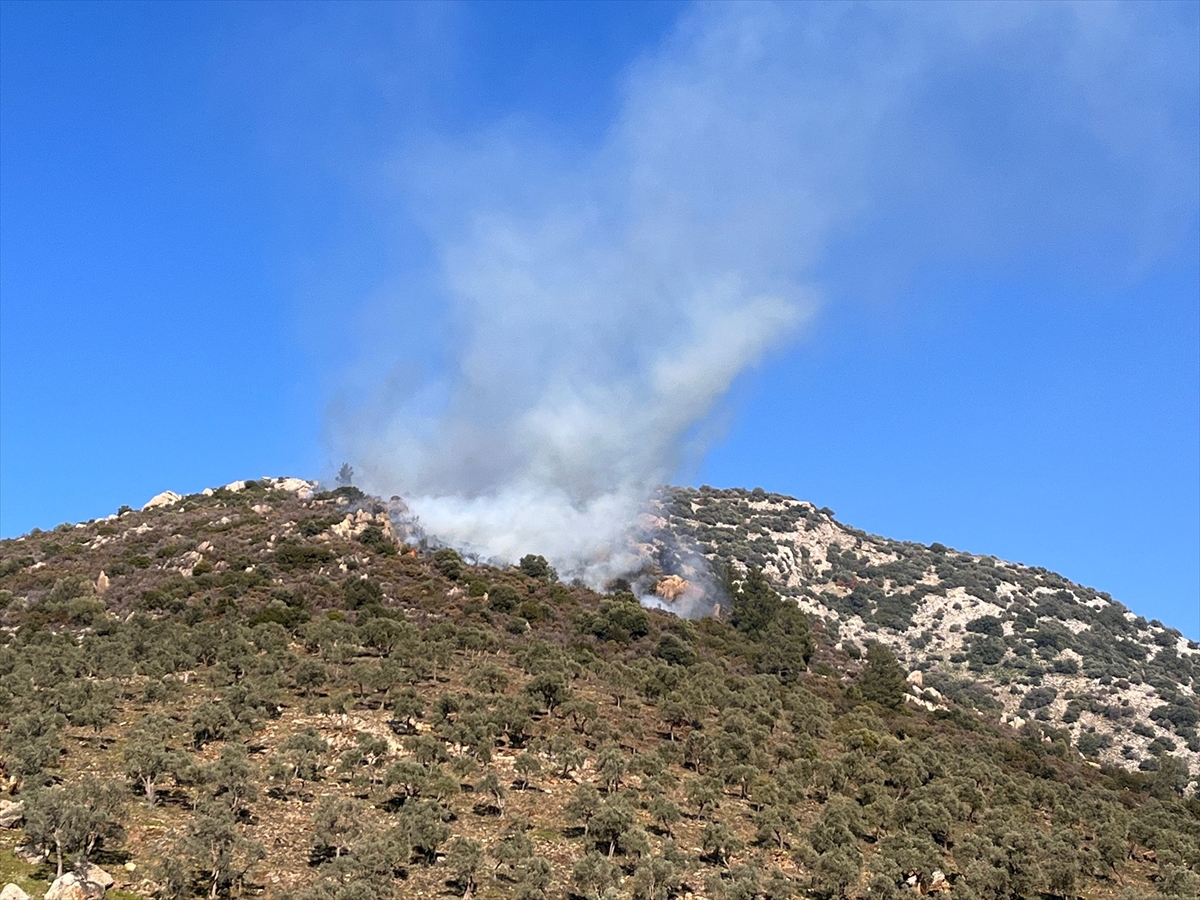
(330, 3), (1197, 586)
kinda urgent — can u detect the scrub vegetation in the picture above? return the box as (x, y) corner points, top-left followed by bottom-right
(0, 480), (1195, 899)
(656, 487), (1200, 777)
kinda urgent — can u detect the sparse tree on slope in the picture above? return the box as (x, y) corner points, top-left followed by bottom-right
(857, 643), (908, 709)
(24, 777), (125, 877)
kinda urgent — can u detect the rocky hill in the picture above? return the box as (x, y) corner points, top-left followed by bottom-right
(0, 477), (1196, 900)
(646, 486), (1199, 777)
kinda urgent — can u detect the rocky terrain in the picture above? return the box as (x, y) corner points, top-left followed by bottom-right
(0, 477), (1195, 900)
(648, 487), (1199, 777)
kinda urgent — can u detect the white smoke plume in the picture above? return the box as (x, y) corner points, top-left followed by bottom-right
(330, 3), (1197, 587)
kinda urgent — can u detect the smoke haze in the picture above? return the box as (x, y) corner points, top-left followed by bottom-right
(330, 3), (1197, 585)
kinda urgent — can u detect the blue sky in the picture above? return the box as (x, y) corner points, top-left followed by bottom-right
(1, 2), (1197, 638)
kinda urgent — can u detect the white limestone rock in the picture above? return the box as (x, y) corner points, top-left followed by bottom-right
(142, 490), (181, 511)
(274, 477), (316, 499)
(13, 844), (45, 865)
(44, 864), (113, 900)
(78, 865), (113, 889)
(43, 874), (95, 900)
(0, 798), (23, 827)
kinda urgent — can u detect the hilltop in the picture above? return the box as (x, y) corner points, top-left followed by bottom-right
(0, 478), (1196, 900)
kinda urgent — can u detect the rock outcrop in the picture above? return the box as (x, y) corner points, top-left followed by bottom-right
(141, 490), (181, 511)
(326, 510), (399, 545)
(652, 485), (1200, 776)
(274, 477), (316, 499)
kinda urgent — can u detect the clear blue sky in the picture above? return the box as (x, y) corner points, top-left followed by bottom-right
(2, 2), (1197, 638)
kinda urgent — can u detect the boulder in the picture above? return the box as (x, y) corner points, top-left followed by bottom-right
(0, 884), (30, 900)
(94, 571), (110, 594)
(77, 865), (113, 890)
(177, 550), (203, 576)
(43, 875), (84, 900)
(43, 865), (111, 900)
(142, 491), (181, 511)
(43, 873), (104, 900)
(12, 845), (45, 865)
(328, 511), (398, 543)
(0, 798), (23, 827)
(275, 477), (315, 499)
(907, 670), (924, 689)
(224, 480), (246, 493)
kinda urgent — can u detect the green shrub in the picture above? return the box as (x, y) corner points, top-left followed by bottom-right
(434, 548), (464, 580)
(343, 578), (384, 609)
(298, 517), (337, 537)
(518, 599), (548, 622)
(966, 615), (1004, 637)
(1019, 687), (1057, 710)
(966, 635), (1006, 669)
(1077, 731), (1112, 757)
(357, 525), (397, 556)
(587, 595), (651, 642)
(489, 585), (522, 613)
(1146, 736), (1176, 755)
(0, 556), (33, 577)
(518, 554), (557, 583)
(654, 634), (696, 667)
(274, 542), (334, 571)
(1150, 702), (1199, 729)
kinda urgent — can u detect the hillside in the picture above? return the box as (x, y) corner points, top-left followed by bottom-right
(0, 478), (1196, 900)
(647, 487), (1200, 777)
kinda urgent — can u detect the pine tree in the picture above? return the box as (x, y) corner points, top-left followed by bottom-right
(731, 567), (779, 636)
(857, 643), (908, 709)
